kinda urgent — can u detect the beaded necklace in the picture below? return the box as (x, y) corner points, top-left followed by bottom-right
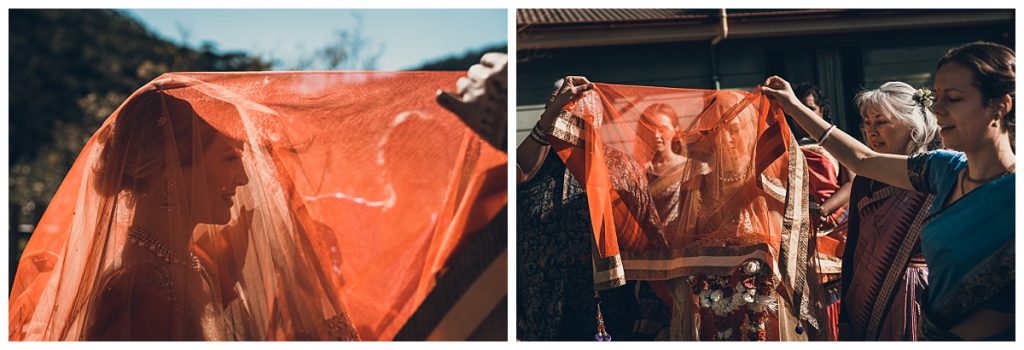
(127, 226), (201, 271)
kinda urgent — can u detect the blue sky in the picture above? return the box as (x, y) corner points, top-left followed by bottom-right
(124, 9), (507, 70)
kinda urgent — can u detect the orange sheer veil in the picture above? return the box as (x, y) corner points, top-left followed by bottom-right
(547, 83), (827, 338)
(9, 71), (507, 340)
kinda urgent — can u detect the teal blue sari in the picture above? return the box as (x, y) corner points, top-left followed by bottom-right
(908, 150), (1015, 340)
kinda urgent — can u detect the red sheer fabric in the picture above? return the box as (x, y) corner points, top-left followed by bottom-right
(9, 72), (507, 340)
(547, 83), (828, 340)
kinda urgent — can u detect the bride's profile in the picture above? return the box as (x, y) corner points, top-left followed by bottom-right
(10, 71), (507, 341)
(10, 81), (361, 341)
(85, 89), (258, 340)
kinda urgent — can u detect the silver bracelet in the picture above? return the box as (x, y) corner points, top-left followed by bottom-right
(817, 125), (837, 145)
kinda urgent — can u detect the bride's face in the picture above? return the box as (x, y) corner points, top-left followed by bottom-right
(721, 115), (753, 155)
(640, 113), (678, 153)
(188, 136), (249, 225)
(714, 112), (755, 178)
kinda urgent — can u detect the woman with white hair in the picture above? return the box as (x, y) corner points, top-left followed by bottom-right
(837, 81), (941, 340)
(764, 42), (1015, 340)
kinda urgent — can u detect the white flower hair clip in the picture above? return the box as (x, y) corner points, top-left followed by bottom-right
(913, 88), (935, 111)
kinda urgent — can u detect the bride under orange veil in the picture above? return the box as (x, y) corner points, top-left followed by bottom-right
(8, 71), (507, 340)
(546, 83), (828, 340)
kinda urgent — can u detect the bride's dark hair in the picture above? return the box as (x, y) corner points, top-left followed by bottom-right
(93, 90), (220, 197)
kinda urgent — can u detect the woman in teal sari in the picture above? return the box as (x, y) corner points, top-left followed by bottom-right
(762, 41), (1014, 340)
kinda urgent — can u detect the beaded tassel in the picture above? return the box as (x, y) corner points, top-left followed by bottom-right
(593, 291), (611, 341)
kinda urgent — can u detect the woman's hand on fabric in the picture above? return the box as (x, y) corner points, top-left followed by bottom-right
(761, 76), (800, 111)
(538, 76), (594, 131)
(436, 52), (508, 150)
(450, 52), (507, 103)
(547, 76), (594, 112)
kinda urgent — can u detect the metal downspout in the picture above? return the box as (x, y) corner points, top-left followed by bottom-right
(709, 9), (729, 90)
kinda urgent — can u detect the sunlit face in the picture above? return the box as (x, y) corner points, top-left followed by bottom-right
(644, 113), (678, 153)
(801, 94), (823, 117)
(188, 136), (249, 225)
(716, 111), (755, 178)
(932, 62), (1004, 152)
(721, 113), (753, 156)
(861, 106), (913, 155)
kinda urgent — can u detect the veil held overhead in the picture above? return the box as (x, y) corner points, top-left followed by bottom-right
(9, 71), (507, 341)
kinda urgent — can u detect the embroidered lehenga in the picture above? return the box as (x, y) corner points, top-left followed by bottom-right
(544, 84), (830, 341)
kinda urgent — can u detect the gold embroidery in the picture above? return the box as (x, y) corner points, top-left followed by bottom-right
(550, 110), (583, 146)
(322, 313), (360, 340)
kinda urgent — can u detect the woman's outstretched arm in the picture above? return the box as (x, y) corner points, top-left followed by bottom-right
(762, 76), (914, 190)
(517, 76), (594, 183)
